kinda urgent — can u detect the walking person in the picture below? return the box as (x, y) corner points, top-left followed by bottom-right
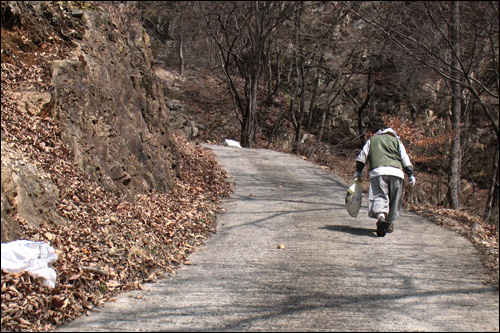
(354, 128), (416, 237)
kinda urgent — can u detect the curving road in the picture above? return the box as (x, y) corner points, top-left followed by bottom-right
(59, 145), (499, 332)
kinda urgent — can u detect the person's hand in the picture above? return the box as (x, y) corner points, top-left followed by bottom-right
(409, 175), (416, 187)
(354, 172), (362, 181)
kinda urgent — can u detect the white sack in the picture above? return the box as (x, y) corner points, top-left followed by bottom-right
(224, 139), (242, 148)
(345, 179), (362, 218)
(1, 240), (58, 288)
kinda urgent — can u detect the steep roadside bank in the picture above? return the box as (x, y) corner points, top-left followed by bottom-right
(1, 2), (232, 331)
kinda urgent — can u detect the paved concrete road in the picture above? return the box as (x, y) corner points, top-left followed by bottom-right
(59, 145), (499, 332)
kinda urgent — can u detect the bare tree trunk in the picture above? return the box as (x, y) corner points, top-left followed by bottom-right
(485, 140), (499, 221)
(290, 5), (306, 154)
(292, 58), (306, 154)
(266, 100), (284, 149)
(356, 73), (371, 136)
(290, 65), (299, 152)
(317, 107), (329, 143)
(240, 2), (265, 148)
(307, 63), (320, 132)
(179, 28), (184, 75)
(272, 46), (281, 97)
(266, 54), (272, 101)
(176, 3), (184, 76)
(447, 1), (461, 209)
(241, 56), (261, 148)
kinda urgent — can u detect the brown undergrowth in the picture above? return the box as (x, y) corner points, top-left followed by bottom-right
(1, 121), (233, 331)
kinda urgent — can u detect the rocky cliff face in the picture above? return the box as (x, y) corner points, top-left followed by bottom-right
(1, 2), (179, 241)
(51, 9), (178, 196)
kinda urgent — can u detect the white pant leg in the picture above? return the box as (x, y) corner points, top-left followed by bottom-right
(368, 175), (403, 222)
(386, 175), (403, 222)
(368, 175), (389, 219)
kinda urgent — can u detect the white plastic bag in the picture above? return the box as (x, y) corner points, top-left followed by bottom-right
(223, 139), (242, 148)
(1, 240), (58, 288)
(345, 179), (362, 218)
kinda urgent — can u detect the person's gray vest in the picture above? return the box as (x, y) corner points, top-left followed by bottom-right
(368, 134), (403, 170)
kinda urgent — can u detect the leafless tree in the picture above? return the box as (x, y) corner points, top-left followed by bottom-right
(345, 1), (499, 212)
(198, 1), (297, 148)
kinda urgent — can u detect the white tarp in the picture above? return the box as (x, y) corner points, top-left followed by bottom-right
(1, 240), (58, 288)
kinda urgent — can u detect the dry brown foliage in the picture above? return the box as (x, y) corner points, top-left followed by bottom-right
(1, 87), (233, 331)
(1, 5), (233, 330)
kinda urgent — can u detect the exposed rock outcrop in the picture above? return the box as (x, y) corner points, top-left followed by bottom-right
(1, 143), (66, 242)
(1, 2), (179, 241)
(51, 9), (178, 195)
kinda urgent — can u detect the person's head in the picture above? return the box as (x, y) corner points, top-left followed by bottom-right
(379, 127), (399, 139)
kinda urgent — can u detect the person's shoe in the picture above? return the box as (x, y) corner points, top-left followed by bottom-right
(376, 214), (387, 237)
(376, 221), (387, 237)
(386, 222), (394, 233)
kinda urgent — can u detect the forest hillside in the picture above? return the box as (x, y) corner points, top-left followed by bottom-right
(1, 1), (498, 332)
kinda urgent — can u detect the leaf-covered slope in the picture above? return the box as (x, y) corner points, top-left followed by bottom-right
(1, 2), (232, 331)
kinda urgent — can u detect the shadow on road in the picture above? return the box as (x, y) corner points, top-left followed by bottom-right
(321, 224), (376, 237)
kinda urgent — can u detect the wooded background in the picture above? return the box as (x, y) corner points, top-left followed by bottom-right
(129, 1), (498, 222)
